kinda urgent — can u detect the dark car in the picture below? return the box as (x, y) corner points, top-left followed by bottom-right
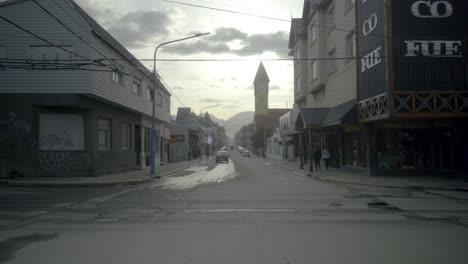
(215, 151), (229, 163)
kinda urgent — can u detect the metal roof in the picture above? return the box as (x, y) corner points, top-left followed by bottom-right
(321, 100), (357, 127)
(297, 108), (329, 129)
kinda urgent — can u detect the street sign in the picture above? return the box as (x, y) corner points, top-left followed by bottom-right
(169, 135), (185, 143)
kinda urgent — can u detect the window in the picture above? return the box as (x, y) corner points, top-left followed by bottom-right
(112, 71), (122, 84)
(98, 118), (111, 150)
(295, 76), (301, 93)
(345, 0), (355, 15)
(294, 48), (300, 63)
(346, 31), (356, 64)
(164, 98), (170, 112)
(311, 24), (318, 44)
(39, 113), (85, 151)
(310, 60), (318, 81)
(122, 122), (131, 149)
(327, 6), (336, 32)
(328, 49), (337, 74)
(157, 92), (163, 107)
(308, 24), (318, 46)
(147, 86), (153, 101)
(132, 81), (141, 95)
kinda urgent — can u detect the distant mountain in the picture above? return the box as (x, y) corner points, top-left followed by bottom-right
(208, 114), (226, 127)
(223, 111), (255, 141)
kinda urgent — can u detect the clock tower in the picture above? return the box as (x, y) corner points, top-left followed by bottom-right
(254, 62), (269, 116)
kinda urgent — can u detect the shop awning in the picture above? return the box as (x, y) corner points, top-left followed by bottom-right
(297, 108), (330, 130)
(321, 100), (357, 128)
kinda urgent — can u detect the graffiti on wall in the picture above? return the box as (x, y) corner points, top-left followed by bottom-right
(39, 131), (75, 150)
(0, 112), (29, 141)
(39, 113), (85, 150)
(38, 151), (91, 177)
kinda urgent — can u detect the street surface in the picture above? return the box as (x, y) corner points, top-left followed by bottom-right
(1, 151), (468, 264)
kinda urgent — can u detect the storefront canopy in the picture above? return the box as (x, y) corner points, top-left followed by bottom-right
(321, 100), (357, 128)
(296, 100), (357, 130)
(296, 108), (330, 130)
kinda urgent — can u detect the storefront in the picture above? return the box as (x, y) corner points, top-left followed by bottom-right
(376, 122), (456, 170)
(343, 126), (367, 168)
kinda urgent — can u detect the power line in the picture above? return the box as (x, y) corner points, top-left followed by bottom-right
(161, 0), (390, 40)
(31, 0), (119, 73)
(158, 74), (186, 107)
(0, 15), (90, 61)
(1, 56), (392, 63)
(36, 0), (158, 81)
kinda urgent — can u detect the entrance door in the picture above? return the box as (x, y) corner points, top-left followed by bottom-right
(437, 129), (455, 169)
(135, 125), (142, 166)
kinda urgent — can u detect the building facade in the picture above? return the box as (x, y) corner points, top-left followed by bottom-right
(289, 0), (468, 176)
(0, 0), (171, 177)
(289, 0), (357, 169)
(356, 0), (468, 175)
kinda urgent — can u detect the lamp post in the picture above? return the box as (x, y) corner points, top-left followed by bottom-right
(199, 104), (222, 116)
(199, 104), (221, 158)
(151, 32), (210, 177)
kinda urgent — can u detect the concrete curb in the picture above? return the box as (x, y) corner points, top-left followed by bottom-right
(264, 158), (468, 193)
(0, 159), (208, 188)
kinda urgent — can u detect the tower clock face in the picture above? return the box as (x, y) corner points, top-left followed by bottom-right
(257, 84), (268, 95)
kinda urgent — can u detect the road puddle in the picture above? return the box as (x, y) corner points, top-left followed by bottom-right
(152, 160), (238, 190)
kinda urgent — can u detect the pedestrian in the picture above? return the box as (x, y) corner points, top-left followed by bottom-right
(198, 148), (202, 160)
(188, 151), (191, 161)
(303, 149), (309, 166)
(322, 147), (330, 170)
(313, 146), (322, 172)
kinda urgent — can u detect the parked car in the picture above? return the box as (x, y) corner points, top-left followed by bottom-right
(242, 150), (251, 157)
(215, 151), (229, 163)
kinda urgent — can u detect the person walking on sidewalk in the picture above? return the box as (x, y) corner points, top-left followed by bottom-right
(303, 148), (309, 166)
(322, 147), (330, 170)
(313, 146), (322, 172)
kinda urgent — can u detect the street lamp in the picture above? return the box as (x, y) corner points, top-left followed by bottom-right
(151, 32), (210, 177)
(199, 104), (222, 116)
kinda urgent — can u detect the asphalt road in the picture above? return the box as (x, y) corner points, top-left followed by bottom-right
(1, 150), (468, 264)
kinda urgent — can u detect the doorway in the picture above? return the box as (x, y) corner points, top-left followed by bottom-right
(135, 125), (141, 167)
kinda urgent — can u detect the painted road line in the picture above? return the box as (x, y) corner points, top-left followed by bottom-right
(183, 209), (295, 213)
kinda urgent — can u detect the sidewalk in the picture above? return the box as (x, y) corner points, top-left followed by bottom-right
(262, 157), (468, 192)
(0, 158), (211, 188)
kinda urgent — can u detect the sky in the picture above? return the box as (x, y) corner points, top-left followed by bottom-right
(75, 0), (304, 120)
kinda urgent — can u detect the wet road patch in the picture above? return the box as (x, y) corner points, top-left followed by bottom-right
(0, 233), (58, 263)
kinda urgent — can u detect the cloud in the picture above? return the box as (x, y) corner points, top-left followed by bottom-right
(208, 27), (248, 42)
(245, 85), (254, 90)
(270, 85), (281, 90)
(164, 27), (289, 57)
(107, 10), (173, 45)
(172, 86), (184, 90)
(199, 98), (223, 103)
(222, 104), (240, 109)
(237, 31), (289, 58)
